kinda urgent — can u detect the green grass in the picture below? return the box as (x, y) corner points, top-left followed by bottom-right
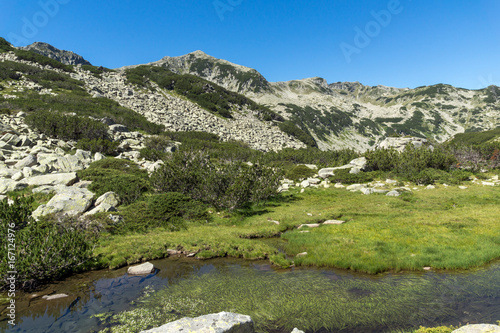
(94, 183), (500, 274)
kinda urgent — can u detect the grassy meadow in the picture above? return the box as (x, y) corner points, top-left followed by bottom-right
(95, 182), (500, 274)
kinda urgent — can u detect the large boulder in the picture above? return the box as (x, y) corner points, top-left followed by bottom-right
(140, 312), (254, 333)
(31, 186), (94, 219)
(452, 324), (500, 333)
(0, 178), (27, 195)
(14, 154), (37, 169)
(127, 262), (155, 275)
(25, 172), (78, 186)
(95, 191), (120, 207)
(376, 137), (428, 151)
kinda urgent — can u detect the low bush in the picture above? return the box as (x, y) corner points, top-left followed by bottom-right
(26, 110), (109, 141)
(77, 158), (150, 205)
(0, 196), (96, 291)
(76, 138), (119, 155)
(150, 151), (282, 211)
(139, 135), (176, 161)
(278, 120), (318, 147)
(285, 164), (316, 181)
(409, 168), (449, 185)
(114, 193), (209, 234)
(329, 169), (383, 184)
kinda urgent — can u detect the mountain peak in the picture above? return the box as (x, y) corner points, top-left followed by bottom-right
(19, 42), (91, 66)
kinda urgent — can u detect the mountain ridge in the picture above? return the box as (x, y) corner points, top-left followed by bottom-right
(2, 38), (500, 152)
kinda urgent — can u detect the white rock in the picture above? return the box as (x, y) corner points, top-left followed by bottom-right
(323, 220), (345, 225)
(95, 191), (121, 207)
(452, 324), (500, 333)
(11, 171), (24, 181)
(25, 172), (78, 187)
(42, 294), (69, 301)
(386, 190), (400, 197)
(127, 262), (155, 275)
(360, 188), (374, 195)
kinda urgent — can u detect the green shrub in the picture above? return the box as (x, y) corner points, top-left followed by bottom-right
(285, 165), (316, 181)
(150, 151), (282, 211)
(115, 193), (208, 234)
(26, 110), (109, 141)
(77, 158), (149, 205)
(139, 135), (176, 160)
(76, 138), (119, 155)
(0, 197), (96, 291)
(278, 120), (318, 147)
(329, 169), (382, 184)
(0, 37), (14, 53)
(410, 168), (449, 185)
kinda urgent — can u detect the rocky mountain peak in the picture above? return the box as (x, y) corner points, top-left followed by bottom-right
(19, 42), (92, 66)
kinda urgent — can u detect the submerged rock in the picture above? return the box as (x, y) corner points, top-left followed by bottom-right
(140, 312), (254, 333)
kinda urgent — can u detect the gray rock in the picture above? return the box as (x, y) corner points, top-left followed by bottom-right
(346, 184), (365, 191)
(140, 312), (254, 333)
(31, 186), (94, 219)
(349, 167), (361, 174)
(0, 179), (27, 194)
(11, 171), (24, 181)
(95, 192), (120, 207)
(323, 220), (345, 225)
(0, 133), (21, 146)
(349, 156), (367, 169)
(83, 203), (117, 216)
(14, 154), (37, 169)
(127, 262), (155, 275)
(360, 188), (374, 195)
(318, 168), (336, 179)
(291, 329), (305, 333)
(386, 190), (400, 197)
(109, 124), (129, 133)
(452, 324), (500, 333)
(0, 168), (17, 178)
(25, 172), (78, 187)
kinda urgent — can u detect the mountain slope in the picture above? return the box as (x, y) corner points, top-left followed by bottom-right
(149, 51), (500, 151)
(0, 38), (304, 151)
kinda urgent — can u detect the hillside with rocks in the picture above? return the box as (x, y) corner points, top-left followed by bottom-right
(146, 51), (500, 151)
(0, 40), (305, 152)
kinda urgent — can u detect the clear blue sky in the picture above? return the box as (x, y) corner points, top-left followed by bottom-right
(1, 0), (499, 89)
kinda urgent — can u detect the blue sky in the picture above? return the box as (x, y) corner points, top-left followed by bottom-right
(0, 0), (499, 89)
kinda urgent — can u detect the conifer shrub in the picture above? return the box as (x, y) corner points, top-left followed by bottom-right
(0, 196), (96, 291)
(150, 151), (282, 211)
(113, 193), (208, 234)
(77, 158), (150, 205)
(76, 138), (119, 155)
(139, 135), (176, 161)
(285, 164), (316, 181)
(25, 110), (109, 141)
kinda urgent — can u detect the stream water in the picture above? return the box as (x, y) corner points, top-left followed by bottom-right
(1, 258), (499, 333)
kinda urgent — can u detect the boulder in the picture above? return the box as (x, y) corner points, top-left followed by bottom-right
(109, 124), (129, 133)
(83, 203), (117, 216)
(95, 191), (120, 207)
(349, 157), (367, 169)
(127, 262), (155, 275)
(31, 186), (94, 219)
(14, 154), (37, 169)
(346, 184), (365, 191)
(452, 324), (500, 333)
(25, 172), (78, 187)
(291, 329), (305, 333)
(0, 178), (27, 195)
(360, 188), (374, 195)
(11, 171), (24, 181)
(140, 312), (254, 333)
(318, 168), (336, 179)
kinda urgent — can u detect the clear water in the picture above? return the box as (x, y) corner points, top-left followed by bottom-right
(1, 258), (499, 333)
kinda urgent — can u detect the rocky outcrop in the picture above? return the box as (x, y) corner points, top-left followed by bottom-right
(140, 312), (254, 333)
(19, 42), (92, 66)
(376, 137), (429, 151)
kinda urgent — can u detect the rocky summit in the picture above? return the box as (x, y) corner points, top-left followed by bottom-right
(19, 42), (92, 66)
